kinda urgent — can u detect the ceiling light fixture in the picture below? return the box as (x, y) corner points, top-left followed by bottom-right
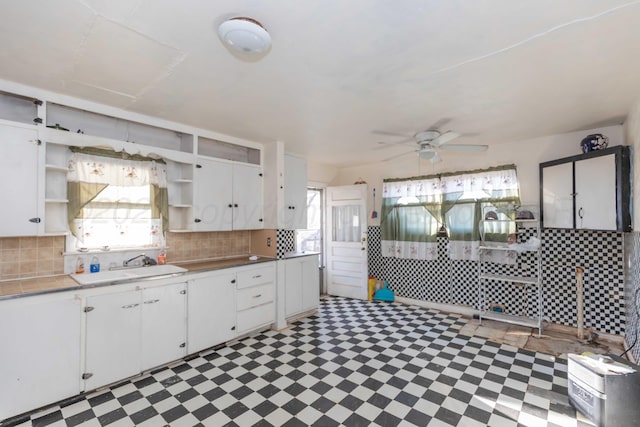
(218, 17), (271, 56)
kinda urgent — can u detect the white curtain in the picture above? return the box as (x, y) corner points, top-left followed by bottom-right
(332, 205), (362, 242)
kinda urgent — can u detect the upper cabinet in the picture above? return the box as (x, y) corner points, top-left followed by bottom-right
(0, 122), (41, 236)
(0, 86), (267, 236)
(284, 154), (308, 230)
(262, 142), (309, 230)
(540, 145), (631, 232)
(193, 158), (263, 231)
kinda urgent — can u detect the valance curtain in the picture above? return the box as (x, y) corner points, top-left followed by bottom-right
(380, 165), (520, 262)
(67, 148), (169, 242)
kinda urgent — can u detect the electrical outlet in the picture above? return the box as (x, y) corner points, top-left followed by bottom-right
(267, 237), (272, 247)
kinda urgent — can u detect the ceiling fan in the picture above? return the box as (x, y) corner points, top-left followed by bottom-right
(379, 129), (488, 162)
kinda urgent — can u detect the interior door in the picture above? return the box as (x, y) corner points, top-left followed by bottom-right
(326, 184), (368, 300)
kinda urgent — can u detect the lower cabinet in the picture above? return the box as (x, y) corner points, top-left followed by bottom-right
(0, 295), (82, 420)
(236, 264), (276, 334)
(84, 289), (142, 391)
(140, 283), (187, 371)
(187, 270), (237, 354)
(283, 255), (320, 319)
(84, 280), (187, 391)
(0, 261), (276, 420)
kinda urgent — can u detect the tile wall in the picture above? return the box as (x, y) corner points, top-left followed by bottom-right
(165, 231), (251, 262)
(0, 236), (65, 280)
(623, 232), (640, 361)
(368, 226), (626, 335)
(0, 230), (256, 281)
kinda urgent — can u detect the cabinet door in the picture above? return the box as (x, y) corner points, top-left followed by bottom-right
(187, 272), (236, 354)
(0, 123), (40, 236)
(0, 296), (82, 420)
(193, 158), (233, 231)
(541, 162), (573, 229)
(284, 154), (308, 230)
(575, 154), (617, 230)
(232, 163), (263, 230)
(301, 256), (320, 312)
(85, 291), (141, 391)
(284, 259), (303, 317)
(141, 283), (187, 371)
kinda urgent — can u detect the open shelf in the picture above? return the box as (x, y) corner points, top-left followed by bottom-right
(479, 205), (543, 336)
(480, 311), (540, 329)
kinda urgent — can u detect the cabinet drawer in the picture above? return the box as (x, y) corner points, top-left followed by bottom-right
(236, 266), (275, 289)
(237, 302), (275, 333)
(237, 283), (274, 311)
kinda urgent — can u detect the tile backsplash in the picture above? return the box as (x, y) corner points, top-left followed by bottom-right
(0, 236), (65, 280)
(165, 230), (251, 262)
(0, 230), (260, 281)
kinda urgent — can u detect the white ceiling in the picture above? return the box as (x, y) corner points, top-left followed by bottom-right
(1, 0), (639, 167)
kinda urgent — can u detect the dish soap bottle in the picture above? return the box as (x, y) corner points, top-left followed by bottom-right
(75, 256), (85, 274)
(90, 256), (100, 273)
(157, 248), (167, 265)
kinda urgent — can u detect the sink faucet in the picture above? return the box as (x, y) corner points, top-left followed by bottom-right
(123, 253), (157, 267)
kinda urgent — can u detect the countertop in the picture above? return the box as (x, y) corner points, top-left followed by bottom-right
(279, 251), (320, 259)
(0, 255), (276, 300)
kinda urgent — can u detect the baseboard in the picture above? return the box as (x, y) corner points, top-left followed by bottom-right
(395, 296), (478, 318)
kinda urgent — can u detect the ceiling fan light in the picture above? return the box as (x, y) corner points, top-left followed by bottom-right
(218, 17), (271, 55)
(415, 130), (440, 142)
(418, 149), (437, 160)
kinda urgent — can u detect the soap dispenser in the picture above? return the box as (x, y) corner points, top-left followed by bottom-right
(75, 256), (85, 274)
(90, 256), (100, 273)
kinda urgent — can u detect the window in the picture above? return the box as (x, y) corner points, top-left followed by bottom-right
(381, 165), (520, 261)
(67, 149), (168, 250)
(296, 188), (322, 253)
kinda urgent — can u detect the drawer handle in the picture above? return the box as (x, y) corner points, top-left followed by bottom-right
(144, 299), (160, 304)
(121, 303), (139, 309)
(252, 275), (262, 279)
(253, 294), (262, 298)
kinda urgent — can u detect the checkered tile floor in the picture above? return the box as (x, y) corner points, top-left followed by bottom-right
(4, 297), (587, 426)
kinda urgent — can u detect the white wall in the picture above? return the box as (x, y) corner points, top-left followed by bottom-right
(324, 125), (623, 227)
(624, 99), (640, 226)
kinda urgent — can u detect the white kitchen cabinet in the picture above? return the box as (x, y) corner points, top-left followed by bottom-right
(193, 158), (233, 231)
(140, 282), (187, 371)
(540, 146), (631, 231)
(187, 270), (237, 354)
(575, 155), (617, 230)
(84, 289), (142, 391)
(233, 162), (264, 230)
(0, 121), (41, 236)
(193, 157), (263, 231)
(0, 295), (82, 421)
(84, 280), (187, 390)
(282, 254), (320, 319)
(283, 154), (308, 230)
(235, 264), (276, 334)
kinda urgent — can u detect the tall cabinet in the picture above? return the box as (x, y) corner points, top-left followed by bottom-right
(478, 208), (543, 336)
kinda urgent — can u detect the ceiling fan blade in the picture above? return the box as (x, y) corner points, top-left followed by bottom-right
(383, 150), (417, 162)
(371, 130), (410, 138)
(430, 131), (461, 147)
(428, 118), (452, 130)
(372, 137), (414, 150)
(438, 144), (488, 152)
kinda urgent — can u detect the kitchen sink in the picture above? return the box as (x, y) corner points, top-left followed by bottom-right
(71, 264), (187, 286)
